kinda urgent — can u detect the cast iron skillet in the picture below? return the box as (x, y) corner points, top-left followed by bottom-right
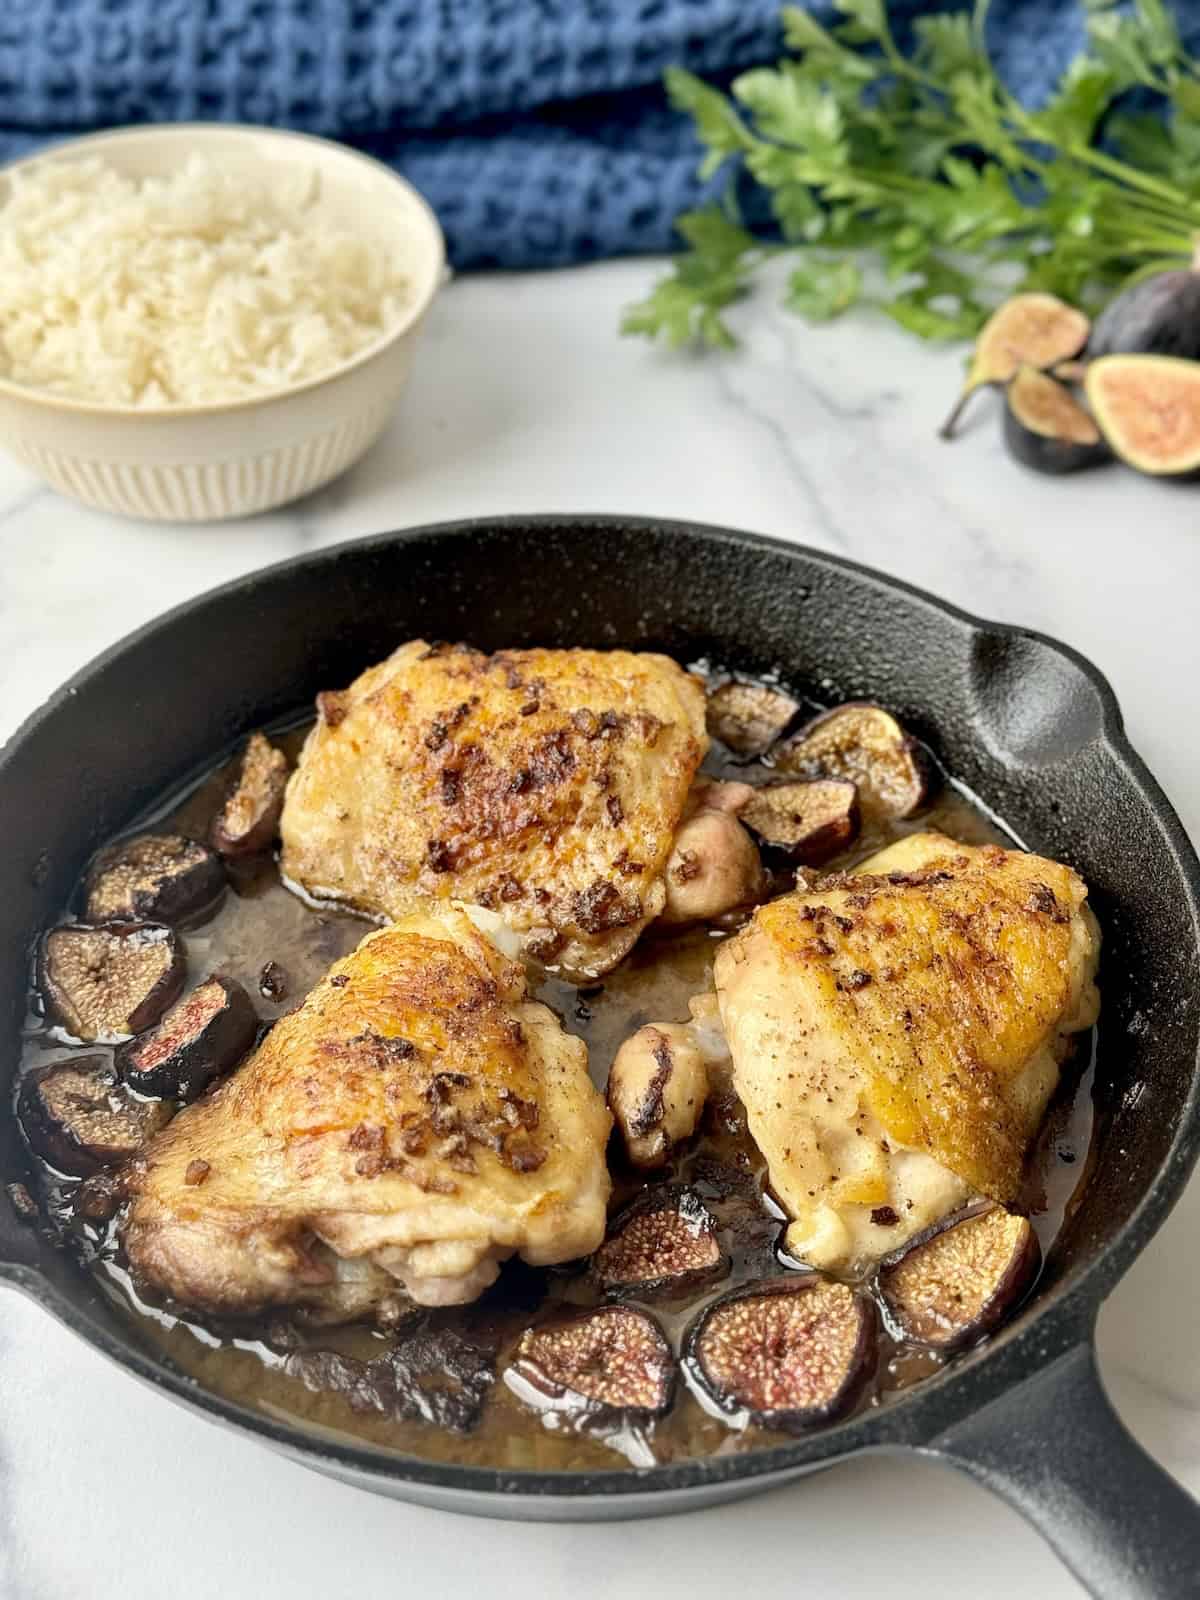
(1, 517), (1198, 1595)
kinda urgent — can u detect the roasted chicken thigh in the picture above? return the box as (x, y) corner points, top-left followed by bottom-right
(712, 832), (1099, 1268)
(280, 642), (711, 978)
(122, 906), (612, 1316)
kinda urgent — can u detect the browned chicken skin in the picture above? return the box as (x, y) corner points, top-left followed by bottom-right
(278, 642), (712, 978)
(122, 906), (612, 1317)
(714, 832), (1100, 1269)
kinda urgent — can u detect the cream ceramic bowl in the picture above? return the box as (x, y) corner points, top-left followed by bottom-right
(0, 124), (445, 522)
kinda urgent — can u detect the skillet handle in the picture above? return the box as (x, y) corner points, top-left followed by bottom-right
(930, 1339), (1200, 1599)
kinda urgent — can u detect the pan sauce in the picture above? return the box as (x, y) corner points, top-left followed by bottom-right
(17, 697), (1099, 1473)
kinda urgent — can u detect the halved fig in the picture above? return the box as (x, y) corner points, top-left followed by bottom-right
(685, 1276), (875, 1432)
(511, 1305), (676, 1422)
(211, 733), (290, 857)
(19, 1056), (172, 1176)
(592, 1185), (728, 1299)
(776, 704), (928, 819)
(117, 974), (258, 1100)
(41, 922), (185, 1042)
(706, 680), (801, 756)
(940, 293), (1090, 439)
(1003, 366), (1110, 475)
(607, 1023), (709, 1168)
(1085, 354), (1200, 477)
(879, 1202), (1040, 1352)
(85, 834), (224, 924)
(740, 779), (860, 864)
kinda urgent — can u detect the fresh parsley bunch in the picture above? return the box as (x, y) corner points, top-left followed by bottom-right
(622, 0), (1200, 348)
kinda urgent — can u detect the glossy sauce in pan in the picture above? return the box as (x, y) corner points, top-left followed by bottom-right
(16, 702), (1099, 1473)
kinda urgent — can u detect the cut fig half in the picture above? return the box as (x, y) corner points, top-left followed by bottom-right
(685, 1276), (875, 1433)
(592, 1185), (728, 1300)
(510, 1305), (676, 1423)
(879, 1202), (1040, 1352)
(211, 733), (291, 857)
(19, 1056), (172, 1176)
(85, 834), (224, 925)
(1003, 366), (1110, 475)
(776, 703), (928, 819)
(118, 974), (258, 1100)
(706, 681), (801, 757)
(940, 293), (1090, 439)
(41, 922), (186, 1042)
(740, 779), (860, 864)
(1085, 354), (1200, 477)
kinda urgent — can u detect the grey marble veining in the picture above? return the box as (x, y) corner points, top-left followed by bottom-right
(0, 257), (1196, 1600)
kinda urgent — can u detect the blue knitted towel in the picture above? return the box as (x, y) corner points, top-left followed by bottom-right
(0, 1), (1192, 269)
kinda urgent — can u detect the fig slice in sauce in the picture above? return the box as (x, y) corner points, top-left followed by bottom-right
(41, 922), (186, 1042)
(511, 1305), (676, 1422)
(118, 974), (258, 1101)
(706, 681), (801, 757)
(685, 1276), (875, 1433)
(592, 1185), (728, 1300)
(776, 703), (928, 819)
(211, 733), (291, 857)
(85, 834), (224, 924)
(286, 1325), (497, 1434)
(19, 1056), (172, 1176)
(879, 1203), (1040, 1352)
(740, 778), (860, 864)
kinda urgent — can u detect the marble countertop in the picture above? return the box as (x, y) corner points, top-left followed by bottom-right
(1, 258), (1197, 1600)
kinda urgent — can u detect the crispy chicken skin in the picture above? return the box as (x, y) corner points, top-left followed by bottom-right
(279, 642), (709, 979)
(713, 832), (1100, 1269)
(122, 906), (612, 1317)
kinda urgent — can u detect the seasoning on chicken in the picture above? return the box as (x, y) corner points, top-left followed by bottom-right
(278, 642), (709, 978)
(713, 832), (1100, 1270)
(122, 905), (612, 1318)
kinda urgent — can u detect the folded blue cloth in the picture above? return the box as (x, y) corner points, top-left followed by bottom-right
(0, 2), (1189, 269)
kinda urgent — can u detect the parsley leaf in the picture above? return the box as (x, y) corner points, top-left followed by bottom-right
(624, 0), (1200, 351)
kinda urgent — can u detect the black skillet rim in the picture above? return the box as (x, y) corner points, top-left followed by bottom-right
(3, 513), (1199, 1500)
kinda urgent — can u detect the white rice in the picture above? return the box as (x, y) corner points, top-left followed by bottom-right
(0, 155), (412, 406)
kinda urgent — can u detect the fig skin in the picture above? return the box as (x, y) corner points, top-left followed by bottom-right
(19, 1056), (173, 1176)
(740, 778), (860, 864)
(117, 973), (259, 1101)
(591, 1185), (728, 1300)
(776, 703), (929, 820)
(1085, 353), (1200, 477)
(879, 1201), (1040, 1352)
(85, 834), (224, 925)
(1088, 270), (1200, 362)
(685, 1275), (876, 1433)
(1002, 366), (1111, 476)
(940, 293), (1090, 440)
(511, 1305), (676, 1423)
(40, 921), (186, 1043)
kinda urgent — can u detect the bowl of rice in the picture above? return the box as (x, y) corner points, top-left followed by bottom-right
(0, 124), (445, 521)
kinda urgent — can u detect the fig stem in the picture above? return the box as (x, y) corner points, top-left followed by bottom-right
(938, 385), (975, 441)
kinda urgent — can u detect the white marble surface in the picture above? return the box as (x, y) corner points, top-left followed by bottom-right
(0, 257), (1197, 1600)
